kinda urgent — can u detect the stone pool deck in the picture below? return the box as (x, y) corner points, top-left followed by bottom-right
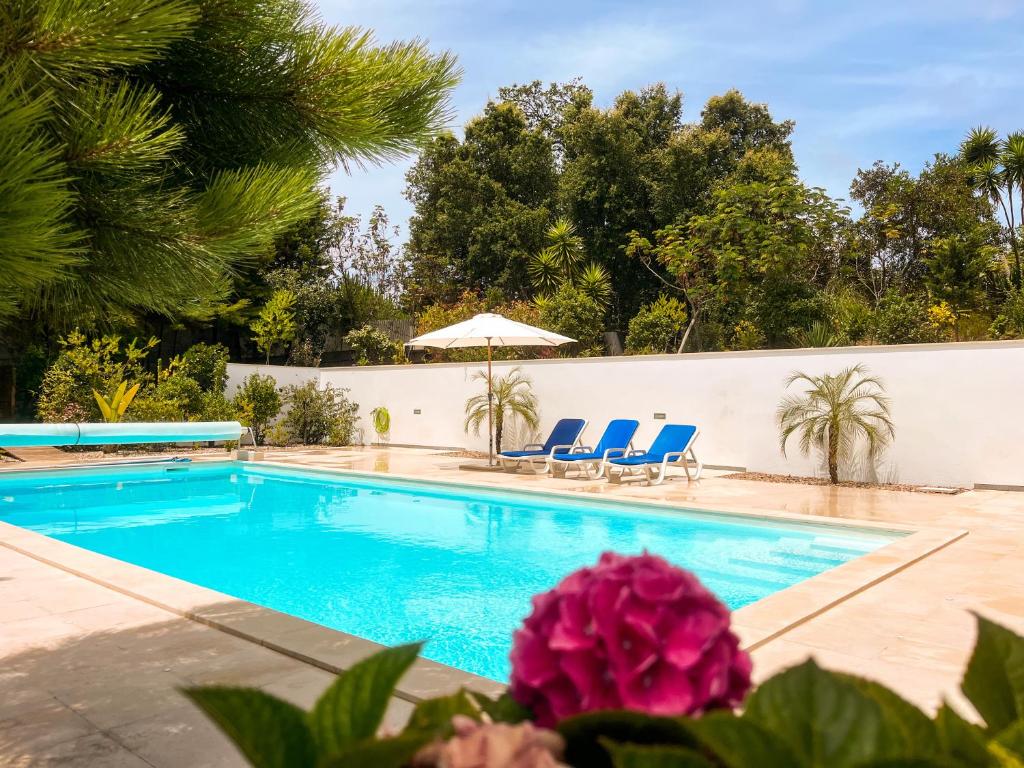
(2, 445), (1022, 766)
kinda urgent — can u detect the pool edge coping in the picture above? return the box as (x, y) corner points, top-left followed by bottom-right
(0, 457), (968, 698)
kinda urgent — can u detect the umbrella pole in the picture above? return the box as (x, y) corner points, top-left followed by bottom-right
(487, 339), (494, 466)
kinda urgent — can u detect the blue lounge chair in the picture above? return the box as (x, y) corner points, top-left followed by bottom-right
(605, 424), (702, 485)
(549, 419), (640, 479)
(498, 418), (587, 474)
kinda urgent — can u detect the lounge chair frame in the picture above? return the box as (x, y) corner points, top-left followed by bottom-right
(550, 445), (632, 480)
(498, 419), (587, 474)
(604, 429), (703, 486)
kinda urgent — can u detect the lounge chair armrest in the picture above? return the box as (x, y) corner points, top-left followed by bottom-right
(602, 448), (627, 459)
(522, 443), (545, 450)
(627, 449), (647, 457)
(548, 444), (576, 458)
(572, 445), (593, 454)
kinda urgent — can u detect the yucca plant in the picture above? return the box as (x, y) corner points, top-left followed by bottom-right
(464, 367), (539, 453)
(794, 321), (839, 348)
(777, 364), (895, 484)
(576, 262), (613, 308)
(93, 381), (141, 423)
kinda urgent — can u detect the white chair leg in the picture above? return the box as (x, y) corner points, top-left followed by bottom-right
(689, 449), (703, 480)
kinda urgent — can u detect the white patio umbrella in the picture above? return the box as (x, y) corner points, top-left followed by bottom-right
(406, 313), (575, 465)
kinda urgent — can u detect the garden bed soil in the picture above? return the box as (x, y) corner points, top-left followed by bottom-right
(722, 471), (965, 494)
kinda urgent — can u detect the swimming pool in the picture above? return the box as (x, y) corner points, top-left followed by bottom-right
(0, 461), (899, 681)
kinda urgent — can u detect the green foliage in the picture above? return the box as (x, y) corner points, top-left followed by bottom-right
(92, 381), (141, 423)
(186, 613), (1024, 768)
(625, 295), (688, 354)
(793, 321), (840, 349)
(252, 290), (298, 364)
(199, 390), (236, 422)
(178, 343), (229, 393)
(990, 290), (1024, 338)
(281, 382), (358, 445)
(924, 233), (995, 334)
(871, 292), (936, 345)
(153, 372), (205, 418)
(464, 366), (540, 453)
(234, 374), (281, 446)
(0, 0), (458, 325)
(404, 102), (557, 305)
(538, 283), (605, 355)
(37, 331), (156, 422)
(345, 325), (395, 366)
(777, 364), (896, 484)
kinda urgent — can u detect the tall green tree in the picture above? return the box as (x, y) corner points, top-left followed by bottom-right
(960, 126), (1024, 287)
(404, 102), (557, 306)
(0, 0), (458, 328)
(924, 233), (994, 337)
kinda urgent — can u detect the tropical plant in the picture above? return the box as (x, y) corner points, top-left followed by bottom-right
(92, 381), (141, 423)
(345, 325), (395, 366)
(793, 321), (839, 348)
(282, 382), (359, 445)
(234, 374), (281, 446)
(464, 367), (539, 454)
(185, 551), (1024, 768)
(625, 295), (688, 354)
(37, 332), (157, 421)
(0, 0), (459, 325)
(575, 262), (613, 308)
(371, 406), (391, 444)
(961, 126), (1023, 287)
(778, 364), (896, 484)
(252, 289), (298, 364)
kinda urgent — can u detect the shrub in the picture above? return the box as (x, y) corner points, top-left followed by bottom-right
(989, 289), (1024, 338)
(127, 396), (184, 422)
(625, 295), (688, 354)
(37, 331), (157, 422)
(416, 291), (543, 362)
(198, 391), (236, 422)
(871, 292), (935, 344)
(153, 373), (204, 418)
(178, 343), (229, 393)
(282, 382), (358, 445)
(730, 319), (765, 350)
(235, 374), (282, 446)
(538, 283), (605, 355)
(344, 324), (394, 365)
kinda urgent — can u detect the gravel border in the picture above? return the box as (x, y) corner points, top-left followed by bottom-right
(722, 471), (965, 494)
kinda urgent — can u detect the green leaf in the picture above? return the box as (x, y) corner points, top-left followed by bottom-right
(743, 659), (907, 766)
(406, 690), (480, 737)
(182, 686), (317, 768)
(557, 710), (699, 768)
(839, 674), (940, 756)
(963, 615), (1024, 732)
(309, 643), (422, 755)
(935, 704), (994, 766)
(686, 711), (799, 767)
(989, 721), (1024, 766)
(603, 739), (716, 768)
(468, 691), (532, 724)
(320, 731), (434, 768)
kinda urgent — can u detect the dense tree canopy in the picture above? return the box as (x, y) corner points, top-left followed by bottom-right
(0, 0), (458, 330)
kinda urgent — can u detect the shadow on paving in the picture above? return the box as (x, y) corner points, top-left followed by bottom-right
(0, 600), (338, 768)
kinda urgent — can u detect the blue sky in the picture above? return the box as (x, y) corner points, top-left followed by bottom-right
(317, 0), (1024, 236)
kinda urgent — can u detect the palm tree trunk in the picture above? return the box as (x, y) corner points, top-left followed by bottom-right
(494, 410), (503, 454)
(827, 424), (839, 484)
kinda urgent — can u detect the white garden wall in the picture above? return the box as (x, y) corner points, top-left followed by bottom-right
(227, 340), (1024, 488)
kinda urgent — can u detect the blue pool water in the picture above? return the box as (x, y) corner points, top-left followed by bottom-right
(0, 462), (898, 681)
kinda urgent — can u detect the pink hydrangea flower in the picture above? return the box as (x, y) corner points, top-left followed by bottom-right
(509, 552), (752, 726)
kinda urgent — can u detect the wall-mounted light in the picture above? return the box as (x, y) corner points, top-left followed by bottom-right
(413, 409), (421, 415)
(653, 412), (666, 420)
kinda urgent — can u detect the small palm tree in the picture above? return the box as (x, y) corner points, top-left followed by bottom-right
(777, 365), (895, 484)
(464, 367), (540, 454)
